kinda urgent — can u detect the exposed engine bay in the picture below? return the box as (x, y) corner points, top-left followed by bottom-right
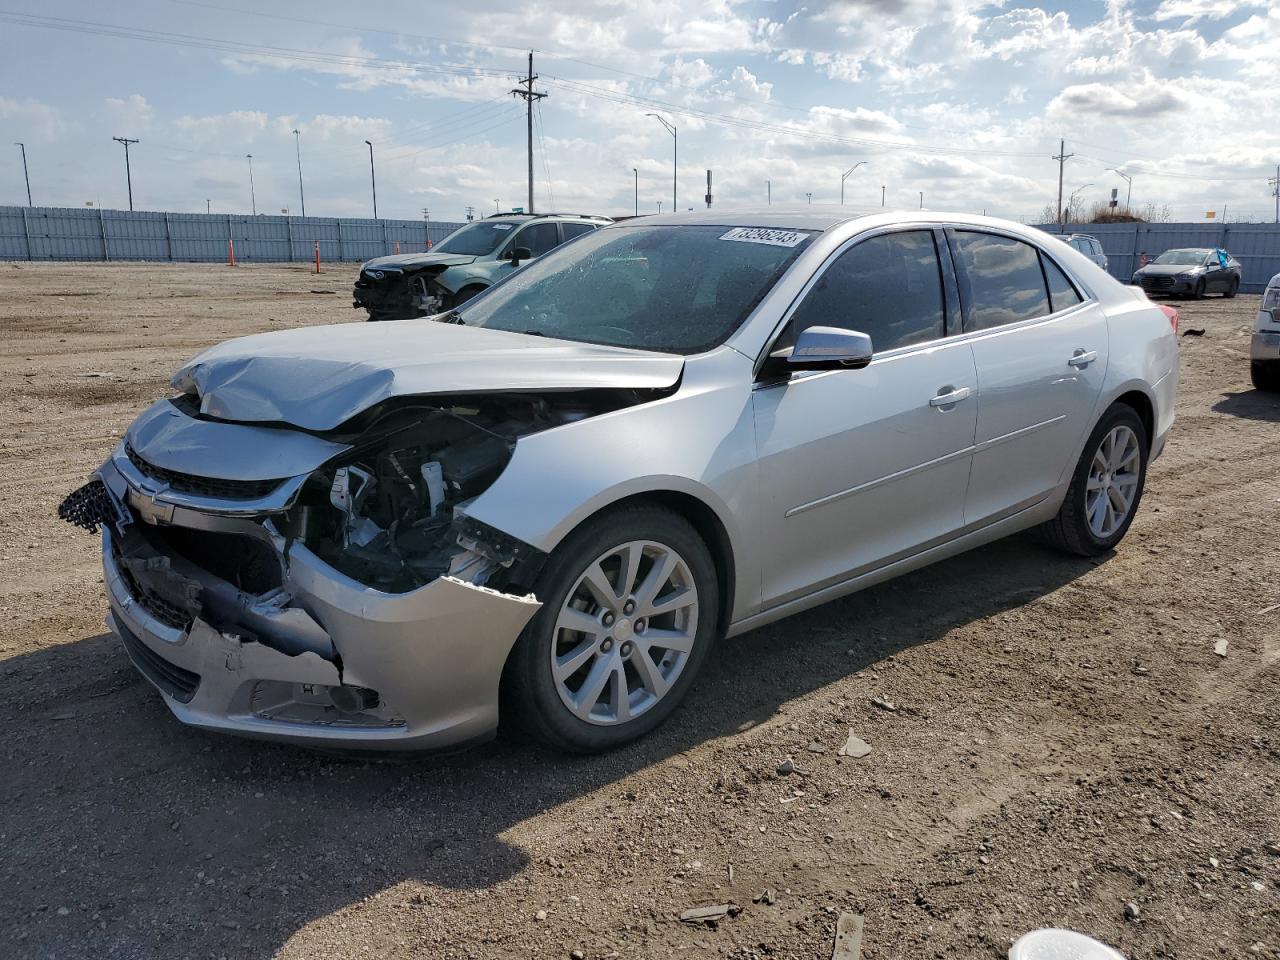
(272, 390), (649, 593)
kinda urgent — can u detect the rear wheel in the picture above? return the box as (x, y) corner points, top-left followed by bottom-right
(1036, 404), (1148, 557)
(503, 505), (719, 753)
(1225, 278), (1239, 299)
(1252, 361), (1280, 392)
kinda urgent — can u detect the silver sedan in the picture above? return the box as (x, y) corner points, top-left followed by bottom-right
(59, 210), (1178, 753)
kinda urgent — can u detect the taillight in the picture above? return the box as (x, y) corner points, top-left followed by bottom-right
(1157, 304), (1178, 334)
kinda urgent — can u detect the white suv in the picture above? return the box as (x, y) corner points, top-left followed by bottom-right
(1253, 272), (1280, 391)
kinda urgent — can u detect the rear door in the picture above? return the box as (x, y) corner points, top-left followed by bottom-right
(949, 229), (1109, 525)
(753, 227), (978, 607)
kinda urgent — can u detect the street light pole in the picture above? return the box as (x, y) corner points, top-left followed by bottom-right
(806, 192), (812, 205)
(919, 191), (923, 209)
(840, 161), (866, 205)
(246, 154), (256, 216)
(646, 114), (677, 212)
(632, 167), (638, 216)
(494, 199), (500, 214)
(1108, 168), (1132, 210)
(881, 185), (885, 207)
(364, 140), (378, 219)
(292, 129), (306, 217)
(1066, 183), (1093, 224)
(14, 142), (31, 206)
(112, 137), (139, 211)
(766, 179), (771, 206)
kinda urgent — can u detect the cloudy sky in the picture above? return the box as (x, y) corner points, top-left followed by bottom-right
(2, 0), (1277, 224)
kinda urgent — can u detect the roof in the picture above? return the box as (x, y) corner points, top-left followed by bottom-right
(635, 208), (873, 230)
(484, 212), (612, 222)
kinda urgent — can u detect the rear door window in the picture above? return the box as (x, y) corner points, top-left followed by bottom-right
(789, 229), (946, 353)
(952, 231), (1051, 332)
(561, 222), (598, 241)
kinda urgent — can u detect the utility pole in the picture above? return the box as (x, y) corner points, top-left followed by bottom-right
(14, 142), (31, 206)
(365, 140), (378, 219)
(919, 191), (923, 209)
(511, 52), (547, 215)
(806, 192), (812, 204)
(632, 168), (638, 216)
(1270, 165), (1280, 224)
(646, 114), (677, 212)
(494, 199), (500, 215)
(705, 169), (712, 209)
(840, 161), (865, 205)
(766, 179), (771, 206)
(206, 199), (211, 214)
(465, 205), (475, 222)
(246, 154), (256, 215)
(657, 200), (662, 214)
(881, 185), (885, 207)
(112, 137), (139, 211)
(1053, 138), (1074, 224)
(292, 129), (306, 217)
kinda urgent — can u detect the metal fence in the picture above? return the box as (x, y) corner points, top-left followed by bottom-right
(0, 205), (466, 263)
(1037, 221), (1280, 293)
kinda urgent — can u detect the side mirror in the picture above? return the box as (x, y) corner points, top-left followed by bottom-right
(783, 326), (874, 370)
(511, 246), (533, 264)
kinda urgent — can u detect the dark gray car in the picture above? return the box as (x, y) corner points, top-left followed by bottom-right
(1132, 247), (1241, 299)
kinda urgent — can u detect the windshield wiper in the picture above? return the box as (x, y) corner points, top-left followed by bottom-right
(437, 309), (465, 325)
(522, 329), (545, 337)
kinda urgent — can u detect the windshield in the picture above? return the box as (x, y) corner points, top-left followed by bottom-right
(433, 221), (521, 256)
(1154, 249), (1209, 265)
(454, 224), (815, 354)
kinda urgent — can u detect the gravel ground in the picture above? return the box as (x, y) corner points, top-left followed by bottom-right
(1, 262), (1277, 960)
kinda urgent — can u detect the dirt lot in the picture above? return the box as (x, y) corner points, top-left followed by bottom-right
(1, 262), (1277, 960)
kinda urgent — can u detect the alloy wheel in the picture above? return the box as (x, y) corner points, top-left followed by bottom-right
(550, 540), (699, 725)
(1085, 425), (1141, 539)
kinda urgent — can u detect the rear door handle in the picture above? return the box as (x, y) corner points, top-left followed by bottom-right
(1068, 350), (1098, 368)
(929, 386), (971, 407)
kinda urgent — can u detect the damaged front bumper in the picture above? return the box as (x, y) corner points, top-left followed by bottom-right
(85, 451), (541, 751)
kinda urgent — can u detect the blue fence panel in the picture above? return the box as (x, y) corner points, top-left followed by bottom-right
(1038, 221), (1280, 293)
(0, 204), (465, 264)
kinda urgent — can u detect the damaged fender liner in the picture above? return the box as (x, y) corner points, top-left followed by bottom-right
(114, 521), (337, 663)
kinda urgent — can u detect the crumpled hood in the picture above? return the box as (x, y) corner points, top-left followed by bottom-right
(360, 252), (476, 273)
(172, 320), (685, 432)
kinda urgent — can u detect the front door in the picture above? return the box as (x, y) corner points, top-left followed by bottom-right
(753, 228), (978, 608)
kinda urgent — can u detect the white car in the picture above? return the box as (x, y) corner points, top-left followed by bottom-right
(59, 210), (1179, 754)
(1252, 272), (1280, 391)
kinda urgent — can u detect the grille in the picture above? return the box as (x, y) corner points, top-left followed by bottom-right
(125, 442), (284, 501)
(58, 479), (118, 533)
(1141, 276), (1175, 290)
(113, 544), (194, 631)
(116, 619), (200, 703)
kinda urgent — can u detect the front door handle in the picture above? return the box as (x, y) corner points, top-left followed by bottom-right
(1068, 349), (1098, 368)
(929, 386), (971, 407)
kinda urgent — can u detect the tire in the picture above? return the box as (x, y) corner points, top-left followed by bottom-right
(1225, 278), (1239, 299)
(1036, 403), (1149, 557)
(502, 504), (719, 753)
(1192, 279), (1206, 300)
(452, 285), (486, 307)
(1252, 361), (1280, 392)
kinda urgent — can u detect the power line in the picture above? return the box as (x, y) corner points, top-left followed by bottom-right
(535, 100), (556, 210)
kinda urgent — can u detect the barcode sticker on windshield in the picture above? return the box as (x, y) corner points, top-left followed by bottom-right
(492, 224), (514, 230)
(719, 227), (806, 247)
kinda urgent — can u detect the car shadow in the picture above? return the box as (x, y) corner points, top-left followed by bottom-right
(1, 536), (1099, 958)
(1211, 388), (1280, 422)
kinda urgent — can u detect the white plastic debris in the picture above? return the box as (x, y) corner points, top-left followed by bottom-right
(1009, 929), (1127, 960)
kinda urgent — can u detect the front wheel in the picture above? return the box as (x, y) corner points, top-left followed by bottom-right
(1036, 404), (1149, 556)
(1225, 278), (1239, 299)
(503, 505), (719, 753)
(1252, 361), (1280, 392)
(1192, 279), (1206, 300)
